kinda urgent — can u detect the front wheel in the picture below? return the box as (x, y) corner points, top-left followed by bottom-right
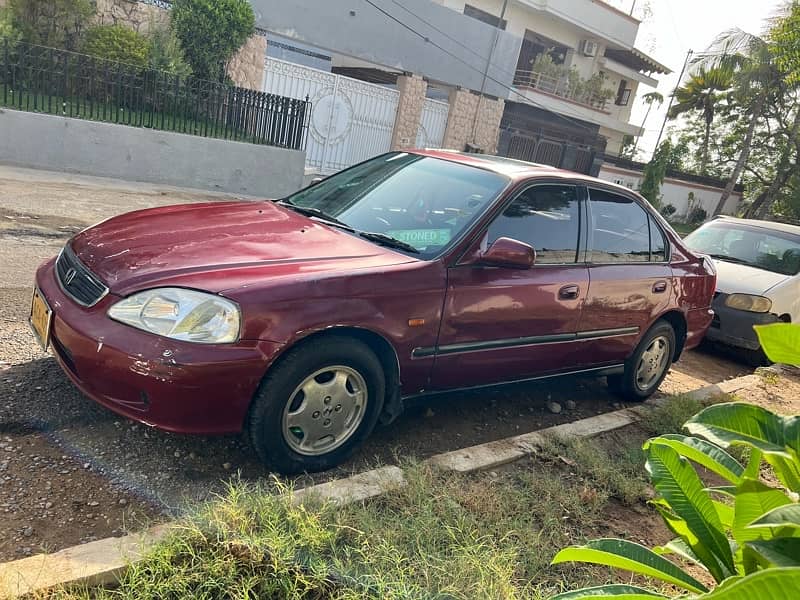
(608, 321), (676, 402)
(246, 336), (385, 474)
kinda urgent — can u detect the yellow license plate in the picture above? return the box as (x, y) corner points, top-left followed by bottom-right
(29, 287), (53, 351)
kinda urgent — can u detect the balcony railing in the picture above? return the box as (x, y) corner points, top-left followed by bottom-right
(513, 69), (612, 111)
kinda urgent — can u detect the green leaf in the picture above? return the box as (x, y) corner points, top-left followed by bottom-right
(745, 538), (800, 568)
(733, 478), (793, 547)
(551, 584), (669, 599)
(653, 538), (706, 569)
(753, 323), (800, 366)
(551, 539), (708, 594)
(685, 403), (798, 459)
(646, 435), (744, 484)
(764, 453), (800, 493)
(748, 504), (800, 529)
(713, 499), (735, 530)
(701, 567), (800, 599)
(645, 443), (735, 580)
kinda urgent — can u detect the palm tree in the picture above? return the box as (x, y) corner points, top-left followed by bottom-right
(667, 66), (734, 174)
(631, 91), (664, 157)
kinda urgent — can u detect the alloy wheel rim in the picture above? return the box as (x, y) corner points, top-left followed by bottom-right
(635, 335), (671, 391)
(281, 365), (367, 456)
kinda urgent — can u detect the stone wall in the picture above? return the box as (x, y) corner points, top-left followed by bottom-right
(227, 34), (267, 91)
(390, 74), (427, 150)
(442, 89), (504, 154)
(93, 0), (169, 34)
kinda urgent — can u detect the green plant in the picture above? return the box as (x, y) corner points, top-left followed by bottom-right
(755, 323), (800, 366)
(688, 206), (708, 224)
(82, 24), (149, 68)
(8, 0), (93, 50)
(640, 139), (687, 208)
(661, 204), (677, 217)
(147, 22), (192, 78)
(551, 402), (800, 598)
(171, 0), (255, 83)
(0, 7), (21, 45)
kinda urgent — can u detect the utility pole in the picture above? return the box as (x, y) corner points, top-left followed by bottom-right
(652, 49), (693, 157)
(470, 0), (509, 148)
(629, 0), (637, 16)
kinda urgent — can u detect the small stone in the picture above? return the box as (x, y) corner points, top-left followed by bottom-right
(118, 498), (127, 506)
(83, 463), (90, 469)
(87, 501), (99, 507)
(189, 452), (197, 460)
(22, 526), (33, 537)
(424, 408), (435, 418)
(45, 502), (53, 509)
(547, 400), (562, 414)
(565, 400), (577, 410)
(222, 462), (232, 470)
(173, 450), (181, 458)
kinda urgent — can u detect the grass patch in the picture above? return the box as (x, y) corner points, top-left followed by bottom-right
(667, 221), (700, 237)
(46, 395), (719, 599)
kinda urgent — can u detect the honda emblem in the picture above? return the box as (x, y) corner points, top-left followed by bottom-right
(64, 268), (77, 286)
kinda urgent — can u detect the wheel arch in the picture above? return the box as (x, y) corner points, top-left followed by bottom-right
(263, 326), (403, 425)
(656, 309), (688, 361)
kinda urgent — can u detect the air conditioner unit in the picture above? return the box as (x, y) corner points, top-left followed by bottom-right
(581, 40), (598, 57)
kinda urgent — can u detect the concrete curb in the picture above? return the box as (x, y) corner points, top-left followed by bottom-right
(0, 371), (766, 598)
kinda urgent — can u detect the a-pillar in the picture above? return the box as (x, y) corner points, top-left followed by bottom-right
(390, 74), (427, 150)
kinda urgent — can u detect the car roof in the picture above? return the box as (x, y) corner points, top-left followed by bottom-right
(410, 149), (636, 194)
(710, 216), (800, 236)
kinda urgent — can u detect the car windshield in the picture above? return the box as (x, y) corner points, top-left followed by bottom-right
(684, 221), (800, 276)
(282, 153), (509, 258)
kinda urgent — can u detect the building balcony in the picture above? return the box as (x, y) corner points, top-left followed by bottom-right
(512, 68), (612, 111)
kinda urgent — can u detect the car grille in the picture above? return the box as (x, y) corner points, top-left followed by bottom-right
(55, 245), (108, 307)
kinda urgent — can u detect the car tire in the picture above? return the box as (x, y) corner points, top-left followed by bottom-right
(246, 336), (385, 474)
(608, 320), (676, 402)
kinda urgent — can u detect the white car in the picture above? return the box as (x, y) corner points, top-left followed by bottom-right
(683, 217), (800, 362)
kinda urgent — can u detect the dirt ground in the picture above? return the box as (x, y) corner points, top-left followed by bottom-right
(0, 166), (760, 562)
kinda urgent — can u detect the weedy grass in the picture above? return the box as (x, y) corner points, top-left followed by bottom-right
(42, 396), (717, 599)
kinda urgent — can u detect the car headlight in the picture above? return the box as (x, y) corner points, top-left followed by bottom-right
(725, 293), (773, 313)
(108, 288), (240, 343)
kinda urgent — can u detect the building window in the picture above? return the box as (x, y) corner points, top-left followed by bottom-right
(616, 79), (632, 106)
(464, 4), (507, 30)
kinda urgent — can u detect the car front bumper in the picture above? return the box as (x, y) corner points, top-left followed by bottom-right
(706, 292), (779, 351)
(35, 258), (283, 435)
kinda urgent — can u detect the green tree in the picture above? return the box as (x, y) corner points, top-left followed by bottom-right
(0, 6), (21, 46)
(668, 66), (735, 174)
(147, 22), (192, 78)
(8, 0), (93, 50)
(171, 0), (255, 83)
(639, 139), (686, 209)
(631, 91), (664, 157)
(82, 24), (149, 68)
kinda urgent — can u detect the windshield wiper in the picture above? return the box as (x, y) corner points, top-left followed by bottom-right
(277, 201), (354, 231)
(359, 231), (420, 254)
(707, 253), (758, 267)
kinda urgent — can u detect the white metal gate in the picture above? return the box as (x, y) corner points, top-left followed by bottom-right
(263, 57), (399, 173)
(416, 98), (449, 148)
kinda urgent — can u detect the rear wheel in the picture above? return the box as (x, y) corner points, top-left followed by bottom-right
(608, 321), (676, 402)
(246, 336), (385, 474)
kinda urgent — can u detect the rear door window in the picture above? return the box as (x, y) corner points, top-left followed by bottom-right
(588, 189), (652, 263)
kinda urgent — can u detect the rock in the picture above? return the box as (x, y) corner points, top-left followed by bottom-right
(45, 501), (53, 509)
(547, 400), (562, 414)
(222, 462), (232, 471)
(87, 500), (99, 507)
(174, 450), (181, 458)
(22, 526), (33, 537)
(565, 400), (577, 410)
(118, 498), (127, 506)
(424, 408), (435, 418)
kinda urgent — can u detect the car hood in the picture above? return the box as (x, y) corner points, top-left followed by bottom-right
(70, 201), (413, 296)
(712, 258), (790, 296)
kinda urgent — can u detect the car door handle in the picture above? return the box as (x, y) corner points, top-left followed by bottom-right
(652, 280), (668, 294)
(558, 284), (580, 300)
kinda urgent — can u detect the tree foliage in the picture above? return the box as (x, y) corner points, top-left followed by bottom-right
(639, 139), (686, 209)
(147, 22), (192, 78)
(171, 0), (255, 83)
(8, 0), (93, 51)
(82, 24), (149, 68)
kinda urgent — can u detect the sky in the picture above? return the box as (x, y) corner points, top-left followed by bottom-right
(604, 0), (785, 160)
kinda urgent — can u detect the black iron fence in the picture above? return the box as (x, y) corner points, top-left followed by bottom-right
(0, 40), (310, 150)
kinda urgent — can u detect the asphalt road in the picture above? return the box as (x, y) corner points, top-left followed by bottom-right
(0, 166), (753, 560)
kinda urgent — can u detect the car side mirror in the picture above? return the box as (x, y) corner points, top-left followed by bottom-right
(469, 237), (536, 269)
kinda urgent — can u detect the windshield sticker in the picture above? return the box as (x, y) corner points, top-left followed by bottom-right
(387, 229), (452, 247)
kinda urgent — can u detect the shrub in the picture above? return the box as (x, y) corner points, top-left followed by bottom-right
(82, 24), (149, 68)
(0, 7), (21, 46)
(8, 0), (93, 50)
(171, 0), (255, 83)
(688, 206), (708, 224)
(551, 402), (800, 598)
(147, 23), (192, 78)
(661, 203), (677, 217)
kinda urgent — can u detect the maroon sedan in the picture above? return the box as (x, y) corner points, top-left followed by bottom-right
(30, 151), (716, 473)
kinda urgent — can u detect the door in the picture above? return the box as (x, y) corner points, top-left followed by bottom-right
(576, 187), (674, 366)
(430, 184), (589, 390)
